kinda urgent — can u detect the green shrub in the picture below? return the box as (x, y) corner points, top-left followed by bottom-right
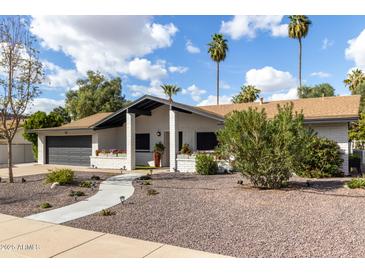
(295, 135), (344, 178)
(347, 178), (365, 189)
(79, 181), (92, 188)
(195, 153), (218, 175)
(147, 189), (159, 195)
(39, 202), (52, 209)
(217, 104), (309, 189)
(46, 169), (74, 185)
(100, 209), (116, 216)
(180, 143), (192, 155)
(141, 180), (152, 186)
(69, 190), (85, 197)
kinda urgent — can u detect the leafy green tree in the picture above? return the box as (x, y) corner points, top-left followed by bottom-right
(349, 113), (365, 149)
(232, 85), (261, 104)
(49, 106), (71, 123)
(161, 84), (181, 104)
(298, 83), (335, 98)
(288, 15), (311, 90)
(65, 71), (127, 120)
(217, 104), (309, 188)
(208, 33), (228, 105)
(344, 68), (365, 94)
(23, 110), (66, 159)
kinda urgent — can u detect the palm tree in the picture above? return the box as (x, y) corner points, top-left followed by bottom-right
(232, 85), (261, 104)
(161, 84), (181, 105)
(288, 15), (311, 91)
(208, 33), (228, 105)
(344, 68), (365, 94)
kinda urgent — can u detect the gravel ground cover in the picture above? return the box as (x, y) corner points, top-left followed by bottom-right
(65, 172), (365, 257)
(0, 171), (117, 217)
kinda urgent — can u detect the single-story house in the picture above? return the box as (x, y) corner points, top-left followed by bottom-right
(35, 94), (360, 175)
(0, 126), (35, 166)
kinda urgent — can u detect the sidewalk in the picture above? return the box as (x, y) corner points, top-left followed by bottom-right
(0, 214), (227, 258)
(26, 173), (139, 224)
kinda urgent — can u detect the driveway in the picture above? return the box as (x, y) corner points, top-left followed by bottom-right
(0, 163), (121, 179)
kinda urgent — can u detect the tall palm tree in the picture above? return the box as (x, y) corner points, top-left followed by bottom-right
(208, 33), (228, 105)
(344, 68), (365, 94)
(161, 84), (181, 105)
(288, 15), (311, 91)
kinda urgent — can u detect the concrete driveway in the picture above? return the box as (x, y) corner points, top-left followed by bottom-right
(0, 163), (121, 179)
(0, 214), (226, 258)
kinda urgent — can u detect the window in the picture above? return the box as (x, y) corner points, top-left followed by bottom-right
(136, 133), (150, 151)
(178, 131), (183, 151)
(196, 132), (218, 151)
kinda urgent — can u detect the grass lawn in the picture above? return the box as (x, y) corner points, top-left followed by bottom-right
(65, 172), (365, 258)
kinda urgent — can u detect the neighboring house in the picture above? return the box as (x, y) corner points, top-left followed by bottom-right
(0, 127), (35, 165)
(35, 95), (360, 175)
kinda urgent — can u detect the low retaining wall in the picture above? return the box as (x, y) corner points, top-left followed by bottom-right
(90, 156), (128, 169)
(176, 155), (231, 173)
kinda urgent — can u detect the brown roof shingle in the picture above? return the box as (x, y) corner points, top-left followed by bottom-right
(197, 95), (361, 120)
(58, 112), (113, 129)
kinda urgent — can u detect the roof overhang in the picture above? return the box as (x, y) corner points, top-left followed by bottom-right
(93, 95), (224, 129)
(303, 116), (358, 124)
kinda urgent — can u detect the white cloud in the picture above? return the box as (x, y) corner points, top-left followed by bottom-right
(185, 40), (200, 54)
(182, 84), (207, 102)
(168, 66), (188, 74)
(268, 88), (298, 101)
(128, 58), (167, 81)
(310, 71), (331, 78)
(245, 66), (296, 93)
(197, 95), (232, 106)
(322, 38), (334, 50)
(26, 98), (65, 114)
(220, 16), (287, 40)
(345, 29), (365, 70)
(30, 16), (178, 75)
(42, 60), (81, 89)
(128, 79), (165, 98)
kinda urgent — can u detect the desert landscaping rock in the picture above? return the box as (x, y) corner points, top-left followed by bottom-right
(0, 172), (116, 217)
(65, 173), (365, 258)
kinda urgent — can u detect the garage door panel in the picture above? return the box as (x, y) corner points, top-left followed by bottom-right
(46, 136), (92, 166)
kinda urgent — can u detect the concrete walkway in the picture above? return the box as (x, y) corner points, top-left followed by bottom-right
(26, 173), (140, 224)
(0, 214), (227, 258)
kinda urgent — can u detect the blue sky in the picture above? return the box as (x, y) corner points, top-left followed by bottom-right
(24, 15), (365, 112)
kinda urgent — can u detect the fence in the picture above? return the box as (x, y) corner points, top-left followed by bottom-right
(0, 144), (35, 165)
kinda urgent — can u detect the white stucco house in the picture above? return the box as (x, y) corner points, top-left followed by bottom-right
(35, 94), (360, 175)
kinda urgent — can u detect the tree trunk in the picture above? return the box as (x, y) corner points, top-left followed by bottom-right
(7, 140), (14, 183)
(298, 37), (302, 91)
(216, 61), (220, 105)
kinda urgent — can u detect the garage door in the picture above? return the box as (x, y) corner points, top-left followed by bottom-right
(46, 135), (92, 166)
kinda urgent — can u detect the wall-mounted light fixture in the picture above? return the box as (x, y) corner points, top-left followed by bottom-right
(156, 131), (161, 137)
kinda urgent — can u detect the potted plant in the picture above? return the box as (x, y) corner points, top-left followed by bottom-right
(153, 142), (165, 168)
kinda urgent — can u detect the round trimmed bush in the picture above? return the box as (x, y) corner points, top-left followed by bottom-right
(195, 153), (218, 175)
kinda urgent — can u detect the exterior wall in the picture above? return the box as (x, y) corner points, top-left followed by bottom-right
(90, 156), (127, 169)
(12, 128), (32, 144)
(0, 144), (34, 164)
(97, 126), (126, 150)
(134, 105), (223, 166)
(306, 123), (349, 175)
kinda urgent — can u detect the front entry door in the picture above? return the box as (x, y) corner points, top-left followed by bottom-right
(163, 131), (170, 167)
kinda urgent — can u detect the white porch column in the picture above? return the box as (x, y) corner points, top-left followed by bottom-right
(126, 112), (136, 171)
(92, 133), (98, 156)
(169, 109), (178, 172)
(37, 134), (46, 164)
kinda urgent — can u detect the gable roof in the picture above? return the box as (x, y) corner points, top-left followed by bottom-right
(35, 112), (113, 131)
(198, 95), (361, 122)
(35, 95), (360, 132)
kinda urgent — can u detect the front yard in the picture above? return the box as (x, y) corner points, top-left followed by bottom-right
(65, 172), (365, 257)
(0, 171), (116, 217)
